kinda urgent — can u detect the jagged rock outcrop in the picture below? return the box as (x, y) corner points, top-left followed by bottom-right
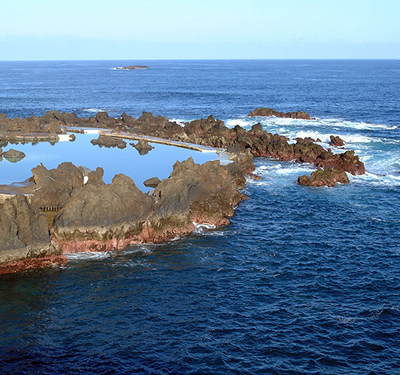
(30, 162), (104, 211)
(298, 169), (350, 187)
(150, 157), (246, 240)
(144, 177), (161, 188)
(330, 135), (345, 147)
(91, 135), (127, 148)
(0, 110), (366, 184)
(50, 157), (245, 251)
(248, 107), (311, 119)
(53, 174), (155, 252)
(0, 195), (65, 275)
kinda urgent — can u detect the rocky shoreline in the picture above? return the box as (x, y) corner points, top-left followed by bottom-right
(0, 109), (366, 274)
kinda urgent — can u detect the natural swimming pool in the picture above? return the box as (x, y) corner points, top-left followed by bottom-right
(0, 132), (218, 191)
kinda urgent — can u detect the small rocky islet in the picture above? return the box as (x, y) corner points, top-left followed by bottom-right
(0, 108), (366, 274)
(114, 65), (150, 70)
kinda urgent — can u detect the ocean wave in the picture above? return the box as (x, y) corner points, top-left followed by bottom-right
(225, 116), (397, 133)
(66, 251), (111, 260)
(351, 172), (400, 187)
(193, 222), (216, 234)
(82, 108), (106, 113)
(169, 118), (186, 126)
(225, 118), (253, 128)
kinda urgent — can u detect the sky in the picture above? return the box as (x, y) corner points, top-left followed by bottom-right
(0, 0), (399, 60)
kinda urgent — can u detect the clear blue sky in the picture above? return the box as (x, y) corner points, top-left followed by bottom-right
(0, 0), (399, 60)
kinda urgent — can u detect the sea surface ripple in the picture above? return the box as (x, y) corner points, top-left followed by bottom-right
(1, 60), (400, 374)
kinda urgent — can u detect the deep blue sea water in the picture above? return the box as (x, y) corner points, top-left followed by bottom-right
(1, 60), (400, 374)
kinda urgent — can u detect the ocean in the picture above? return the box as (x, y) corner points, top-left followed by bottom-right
(0, 60), (399, 374)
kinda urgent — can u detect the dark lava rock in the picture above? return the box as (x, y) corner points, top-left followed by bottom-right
(144, 177), (161, 188)
(91, 135), (127, 149)
(298, 168), (350, 187)
(53, 174), (156, 250)
(153, 157), (245, 230)
(0, 195), (63, 274)
(51, 156), (247, 251)
(315, 150), (365, 176)
(330, 135), (346, 147)
(248, 107), (311, 120)
(2, 149), (26, 162)
(31, 162), (92, 211)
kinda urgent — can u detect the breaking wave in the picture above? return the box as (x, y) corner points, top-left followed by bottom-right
(66, 251), (111, 261)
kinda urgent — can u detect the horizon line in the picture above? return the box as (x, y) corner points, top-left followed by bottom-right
(0, 58), (399, 62)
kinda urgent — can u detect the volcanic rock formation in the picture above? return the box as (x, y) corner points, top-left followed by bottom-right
(298, 169), (350, 187)
(0, 195), (65, 275)
(248, 107), (311, 119)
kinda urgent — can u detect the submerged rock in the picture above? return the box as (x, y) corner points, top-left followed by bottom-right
(133, 139), (154, 155)
(2, 149), (26, 162)
(91, 135), (127, 149)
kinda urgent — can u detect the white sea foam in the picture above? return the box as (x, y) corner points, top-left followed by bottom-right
(225, 118), (253, 128)
(169, 118), (186, 126)
(67, 251), (111, 260)
(350, 171), (400, 187)
(124, 246), (154, 255)
(82, 108), (106, 113)
(193, 222), (216, 233)
(293, 130), (327, 142)
(341, 135), (373, 144)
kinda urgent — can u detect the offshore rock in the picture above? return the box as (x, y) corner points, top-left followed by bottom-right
(115, 65), (150, 70)
(248, 107), (311, 119)
(0, 195), (65, 275)
(330, 135), (346, 147)
(91, 134), (127, 148)
(298, 168), (350, 187)
(315, 150), (365, 175)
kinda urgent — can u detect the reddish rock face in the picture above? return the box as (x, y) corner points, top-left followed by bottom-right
(49, 157), (246, 253)
(329, 135), (346, 147)
(298, 169), (350, 187)
(0, 255), (67, 276)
